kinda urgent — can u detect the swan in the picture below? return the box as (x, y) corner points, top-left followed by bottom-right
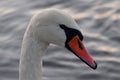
(19, 9), (97, 80)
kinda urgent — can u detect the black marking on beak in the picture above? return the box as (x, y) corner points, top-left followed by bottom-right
(59, 24), (83, 42)
(77, 40), (83, 50)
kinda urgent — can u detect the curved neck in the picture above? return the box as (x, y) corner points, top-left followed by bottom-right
(19, 33), (48, 80)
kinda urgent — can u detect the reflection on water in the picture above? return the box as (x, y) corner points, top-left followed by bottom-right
(0, 0), (120, 80)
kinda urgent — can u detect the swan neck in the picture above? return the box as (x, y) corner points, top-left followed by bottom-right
(19, 34), (48, 80)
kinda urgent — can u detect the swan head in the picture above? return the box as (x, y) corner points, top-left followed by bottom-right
(32, 9), (97, 69)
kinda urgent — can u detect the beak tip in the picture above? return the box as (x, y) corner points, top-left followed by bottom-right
(92, 61), (97, 70)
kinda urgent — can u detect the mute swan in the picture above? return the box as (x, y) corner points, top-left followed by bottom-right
(19, 9), (97, 80)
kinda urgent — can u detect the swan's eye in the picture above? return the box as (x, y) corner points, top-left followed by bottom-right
(59, 24), (66, 29)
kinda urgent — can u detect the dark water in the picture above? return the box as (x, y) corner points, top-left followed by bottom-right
(0, 0), (120, 80)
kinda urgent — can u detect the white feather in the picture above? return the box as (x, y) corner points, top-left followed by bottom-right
(19, 9), (80, 80)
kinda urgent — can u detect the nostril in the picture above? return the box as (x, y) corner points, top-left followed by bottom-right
(77, 40), (83, 50)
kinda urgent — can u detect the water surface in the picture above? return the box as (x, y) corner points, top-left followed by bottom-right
(0, 0), (120, 80)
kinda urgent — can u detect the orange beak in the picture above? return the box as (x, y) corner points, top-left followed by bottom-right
(68, 35), (97, 69)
